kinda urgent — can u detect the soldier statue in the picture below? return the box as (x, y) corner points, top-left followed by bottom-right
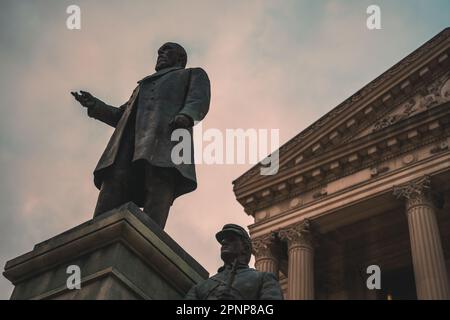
(185, 224), (284, 300)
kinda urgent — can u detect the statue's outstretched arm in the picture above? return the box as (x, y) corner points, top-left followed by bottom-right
(71, 90), (126, 128)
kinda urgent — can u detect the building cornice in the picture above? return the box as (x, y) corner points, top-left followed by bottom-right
(237, 98), (450, 215)
(233, 28), (450, 216)
(233, 28), (450, 191)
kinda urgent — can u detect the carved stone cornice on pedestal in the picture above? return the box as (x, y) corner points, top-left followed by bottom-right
(393, 175), (433, 210)
(278, 219), (313, 250)
(252, 233), (277, 259)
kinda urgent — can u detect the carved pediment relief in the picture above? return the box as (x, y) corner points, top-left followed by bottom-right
(372, 98), (417, 132)
(422, 72), (450, 108)
(353, 73), (450, 140)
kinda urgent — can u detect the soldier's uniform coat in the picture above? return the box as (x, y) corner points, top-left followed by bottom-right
(185, 264), (284, 300)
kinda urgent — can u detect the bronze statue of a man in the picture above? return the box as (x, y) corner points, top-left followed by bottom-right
(185, 224), (284, 300)
(72, 42), (210, 229)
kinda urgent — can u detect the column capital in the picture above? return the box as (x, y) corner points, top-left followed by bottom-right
(393, 175), (433, 210)
(395, 175), (450, 299)
(393, 175), (431, 200)
(278, 219), (313, 250)
(252, 233), (277, 259)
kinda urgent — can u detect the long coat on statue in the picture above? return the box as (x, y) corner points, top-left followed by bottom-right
(87, 66), (211, 206)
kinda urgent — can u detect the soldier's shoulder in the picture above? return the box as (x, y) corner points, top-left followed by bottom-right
(238, 268), (267, 279)
(196, 272), (222, 284)
(242, 267), (265, 274)
(245, 269), (278, 280)
(260, 271), (280, 284)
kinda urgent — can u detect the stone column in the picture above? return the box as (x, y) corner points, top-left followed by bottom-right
(252, 234), (279, 279)
(393, 175), (450, 300)
(279, 219), (314, 300)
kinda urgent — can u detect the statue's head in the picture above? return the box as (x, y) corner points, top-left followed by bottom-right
(155, 42), (187, 71)
(216, 224), (252, 265)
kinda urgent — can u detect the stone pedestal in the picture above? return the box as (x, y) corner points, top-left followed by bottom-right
(3, 202), (208, 300)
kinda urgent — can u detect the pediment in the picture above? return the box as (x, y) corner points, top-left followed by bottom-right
(233, 28), (450, 196)
(351, 73), (450, 141)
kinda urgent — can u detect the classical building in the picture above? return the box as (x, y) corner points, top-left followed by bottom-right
(233, 28), (450, 300)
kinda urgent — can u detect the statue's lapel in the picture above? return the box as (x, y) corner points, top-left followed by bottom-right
(137, 66), (184, 83)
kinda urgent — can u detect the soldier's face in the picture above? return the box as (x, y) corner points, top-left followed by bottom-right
(220, 234), (245, 264)
(155, 43), (180, 71)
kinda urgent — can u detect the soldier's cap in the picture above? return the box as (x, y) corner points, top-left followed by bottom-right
(215, 224), (251, 245)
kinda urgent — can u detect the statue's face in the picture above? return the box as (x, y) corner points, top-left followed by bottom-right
(220, 234), (245, 264)
(155, 43), (182, 71)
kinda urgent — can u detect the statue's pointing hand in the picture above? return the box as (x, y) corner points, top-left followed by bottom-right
(71, 90), (96, 108)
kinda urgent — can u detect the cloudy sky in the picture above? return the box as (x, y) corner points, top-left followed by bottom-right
(0, 0), (449, 299)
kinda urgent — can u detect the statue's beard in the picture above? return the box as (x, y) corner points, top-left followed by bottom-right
(155, 58), (174, 71)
